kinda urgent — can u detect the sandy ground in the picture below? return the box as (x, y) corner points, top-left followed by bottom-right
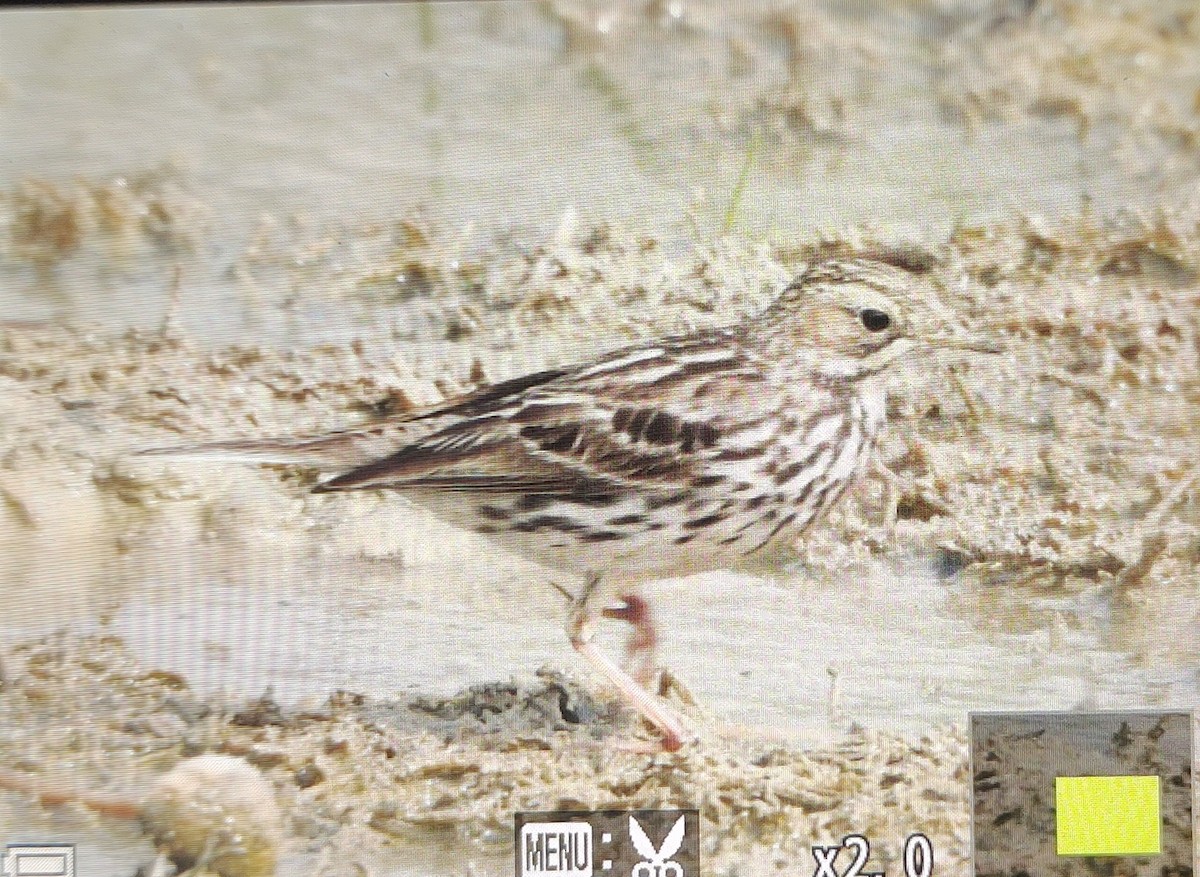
(1, 1), (1199, 875)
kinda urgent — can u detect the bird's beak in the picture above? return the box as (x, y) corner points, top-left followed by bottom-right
(924, 332), (1005, 355)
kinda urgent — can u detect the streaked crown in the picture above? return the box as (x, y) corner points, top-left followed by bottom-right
(752, 258), (917, 377)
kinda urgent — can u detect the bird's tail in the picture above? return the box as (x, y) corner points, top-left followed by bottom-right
(134, 426), (404, 469)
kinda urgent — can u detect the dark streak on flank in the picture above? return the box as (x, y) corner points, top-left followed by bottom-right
(773, 428), (845, 486)
(611, 407), (633, 434)
(745, 510), (798, 555)
(625, 409), (653, 442)
(569, 491), (621, 507)
(557, 480), (623, 507)
(608, 513), (648, 526)
(679, 421), (720, 453)
(823, 476), (854, 512)
(713, 445), (766, 462)
(513, 515), (586, 533)
(643, 410), (681, 445)
(684, 513), (727, 530)
(477, 504), (511, 521)
(772, 458), (810, 486)
(647, 492), (689, 510)
(516, 494), (555, 512)
(809, 479), (840, 515)
(582, 530), (624, 543)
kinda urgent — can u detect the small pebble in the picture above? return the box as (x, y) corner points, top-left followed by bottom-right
(141, 754), (283, 877)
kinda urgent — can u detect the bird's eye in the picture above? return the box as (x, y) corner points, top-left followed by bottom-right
(860, 309), (891, 332)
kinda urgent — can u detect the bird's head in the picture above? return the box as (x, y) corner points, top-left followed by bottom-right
(754, 257), (1002, 379)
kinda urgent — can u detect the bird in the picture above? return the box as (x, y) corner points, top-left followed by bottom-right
(139, 257), (1001, 751)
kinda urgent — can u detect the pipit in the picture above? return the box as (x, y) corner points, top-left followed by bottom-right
(142, 257), (1000, 751)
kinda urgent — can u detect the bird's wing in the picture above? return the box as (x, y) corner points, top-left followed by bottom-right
(134, 367), (571, 469)
(314, 332), (774, 496)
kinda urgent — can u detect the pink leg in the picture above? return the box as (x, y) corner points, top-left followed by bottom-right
(568, 576), (688, 752)
(601, 595), (659, 688)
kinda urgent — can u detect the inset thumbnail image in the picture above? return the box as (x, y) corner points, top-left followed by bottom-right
(970, 711), (1194, 877)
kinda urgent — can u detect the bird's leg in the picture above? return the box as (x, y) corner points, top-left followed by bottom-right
(567, 574), (687, 752)
(551, 581), (662, 691)
(601, 594), (660, 689)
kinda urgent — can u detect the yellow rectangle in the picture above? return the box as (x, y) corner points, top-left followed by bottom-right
(1056, 775), (1161, 856)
